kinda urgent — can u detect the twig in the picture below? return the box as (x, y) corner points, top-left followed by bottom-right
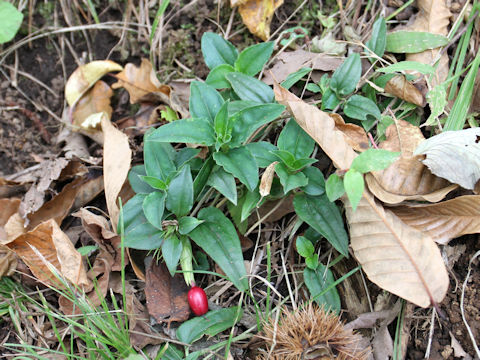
(461, 250), (480, 358)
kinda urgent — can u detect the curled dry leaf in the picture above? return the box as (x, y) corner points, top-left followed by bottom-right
(274, 83), (449, 307)
(330, 113), (369, 152)
(232, 0), (284, 40)
(384, 75), (425, 107)
(260, 162), (277, 197)
(112, 58), (170, 104)
(390, 195), (480, 245)
(145, 260), (191, 324)
(405, 0), (451, 87)
(0, 198), (20, 242)
(72, 80), (113, 131)
(65, 60), (122, 107)
(6, 219), (89, 288)
(263, 50), (344, 85)
(366, 120), (456, 204)
(101, 115), (132, 231)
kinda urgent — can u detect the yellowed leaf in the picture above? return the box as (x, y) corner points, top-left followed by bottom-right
(405, 0), (450, 87)
(65, 60), (122, 107)
(274, 83), (449, 307)
(390, 195), (480, 245)
(112, 58), (170, 104)
(101, 115), (132, 231)
(7, 219), (89, 288)
(366, 120), (456, 204)
(235, 0), (284, 40)
(72, 80), (113, 129)
(384, 75), (425, 107)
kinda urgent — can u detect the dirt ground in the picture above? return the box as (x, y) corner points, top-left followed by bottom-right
(0, 1), (479, 359)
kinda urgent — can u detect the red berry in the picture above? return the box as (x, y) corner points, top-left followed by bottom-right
(187, 286), (208, 316)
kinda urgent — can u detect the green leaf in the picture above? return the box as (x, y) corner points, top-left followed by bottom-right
(330, 53), (361, 97)
(343, 169), (364, 212)
(305, 254), (319, 270)
(227, 100), (260, 115)
(214, 101), (231, 144)
(240, 187), (262, 222)
(206, 64), (235, 89)
(325, 173), (345, 202)
(277, 119), (315, 158)
(142, 191), (166, 230)
(275, 163), (308, 194)
(321, 88), (341, 110)
(140, 176), (168, 191)
(213, 147), (259, 192)
(386, 31), (448, 53)
(162, 234), (183, 276)
(128, 165), (154, 194)
(344, 95), (381, 121)
(281, 67), (312, 90)
(366, 17), (386, 58)
(290, 158), (317, 172)
(229, 104), (285, 147)
(148, 118), (216, 146)
(166, 165), (194, 217)
(193, 156), (214, 200)
(304, 265), (341, 312)
(178, 216), (204, 235)
(174, 148), (201, 168)
(246, 141), (278, 168)
(306, 83), (322, 93)
(271, 149), (296, 168)
(0, 1), (23, 44)
(161, 344), (184, 360)
(296, 236), (314, 258)
(176, 307), (242, 344)
(235, 42), (274, 76)
(350, 148), (400, 173)
(201, 32), (238, 69)
(293, 193), (348, 256)
(207, 166), (237, 205)
(301, 167), (325, 196)
(228, 197), (248, 233)
(189, 81), (225, 123)
(378, 61), (435, 75)
(122, 194), (164, 250)
(144, 141), (176, 182)
(226, 72), (274, 103)
(189, 208), (248, 291)
(77, 245), (99, 256)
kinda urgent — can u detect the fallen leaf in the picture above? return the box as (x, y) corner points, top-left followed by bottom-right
(414, 127), (480, 190)
(0, 245), (17, 277)
(263, 50), (344, 85)
(102, 115), (132, 231)
(259, 162), (277, 197)
(7, 219), (89, 288)
(0, 198), (20, 227)
(366, 120), (456, 204)
(390, 195), (480, 245)
(72, 80), (113, 130)
(0, 177), (26, 198)
(65, 60), (122, 107)
(330, 113), (369, 152)
(233, 0), (284, 40)
(274, 83), (449, 307)
(405, 0), (451, 87)
(112, 58), (170, 104)
(145, 260), (190, 324)
(384, 75), (425, 107)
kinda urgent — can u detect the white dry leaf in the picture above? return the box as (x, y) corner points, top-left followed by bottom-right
(414, 128), (480, 190)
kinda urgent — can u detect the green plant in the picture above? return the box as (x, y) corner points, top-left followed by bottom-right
(0, 1), (23, 44)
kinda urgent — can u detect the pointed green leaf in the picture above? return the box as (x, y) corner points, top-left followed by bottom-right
(162, 234), (183, 276)
(0, 2), (23, 44)
(201, 32), (238, 69)
(301, 167), (325, 196)
(330, 53), (361, 96)
(296, 236), (314, 258)
(293, 193), (348, 256)
(213, 147), (258, 192)
(189, 208), (248, 291)
(166, 165), (194, 217)
(189, 81), (224, 123)
(350, 148), (400, 173)
(344, 95), (381, 121)
(235, 42), (274, 76)
(128, 165), (155, 194)
(139, 176), (168, 191)
(275, 163), (308, 193)
(386, 31), (448, 53)
(144, 141), (176, 182)
(277, 119), (315, 158)
(226, 72), (274, 103)
(142, 191), (166, 230)
(206, 64), (235, 89)
(343, 169), (364, 212)
(207, 166), (237, 205)
(366, 17), (386, 57)
(325, 173), (345, 202)
(148, 118), (216, 146)
(246, 141), (278, 168)
(178, 216), (204, 235)
(193, 156), (214, 200)
(304, 265), (341, 311)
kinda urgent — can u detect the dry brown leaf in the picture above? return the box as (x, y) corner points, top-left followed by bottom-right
(344, 190), (449, 307)
(7, 219), (89, 288)
(260, 162), (277, 197)
(384, 75), (425, 107)
(366, 120), (456, 204)
(0, 177), (26, 199)
(0, 245), (17, 277)
(390, 195), (480, 245)
(233, 0), (284, 40)
(65, 60), (122, 107)
(145, 260), (190, 324)
(405, 0), (450, 87)
(0, 198), (20, 227)
(101, 115), (132, 231)
(330, 113), (369, 152)
(263, 50), (344, 85)
(274, 83), (449, 307)
(72, 80), (113, 130)
(112, 58), (170, 104)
